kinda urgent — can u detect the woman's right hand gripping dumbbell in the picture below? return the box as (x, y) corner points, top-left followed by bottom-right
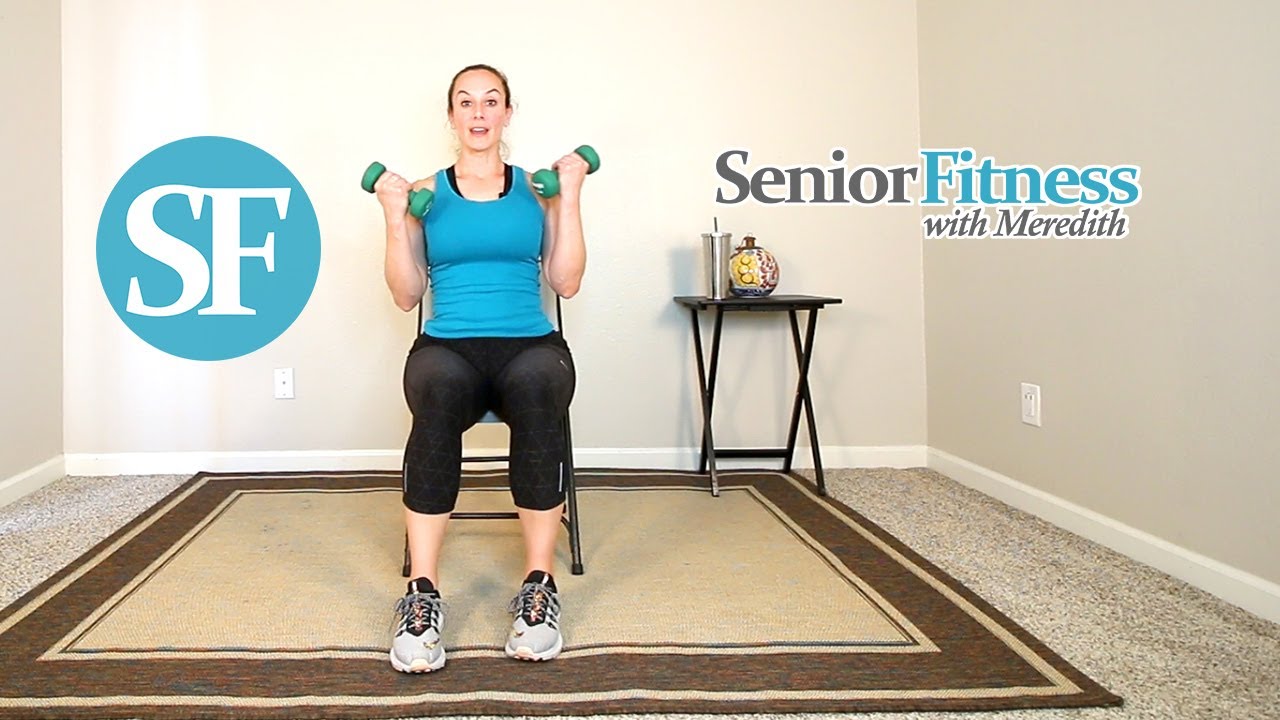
(362, 161), (435, 219)
(374, 169), (412, 219)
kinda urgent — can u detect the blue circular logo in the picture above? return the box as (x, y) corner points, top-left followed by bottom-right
(96, 136), (321, 361)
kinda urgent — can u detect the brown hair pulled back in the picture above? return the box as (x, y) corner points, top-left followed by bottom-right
(447, 64), (512, 114)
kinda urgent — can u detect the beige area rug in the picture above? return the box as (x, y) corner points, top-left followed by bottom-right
(0, 469), (1121, 718)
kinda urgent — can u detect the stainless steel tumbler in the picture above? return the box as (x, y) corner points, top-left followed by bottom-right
(702, 232), (732, 299)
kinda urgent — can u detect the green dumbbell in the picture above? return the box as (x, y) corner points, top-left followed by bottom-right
(361, 161), (434, 219)
(530, 145), (601, 198)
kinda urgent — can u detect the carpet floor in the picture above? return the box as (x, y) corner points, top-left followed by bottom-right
(0, 467), (1276, 719)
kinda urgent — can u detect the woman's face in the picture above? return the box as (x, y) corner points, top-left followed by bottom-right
(449, 69), (511, 153)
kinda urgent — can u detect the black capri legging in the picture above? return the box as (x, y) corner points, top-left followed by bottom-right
(400, 330), (576, 514)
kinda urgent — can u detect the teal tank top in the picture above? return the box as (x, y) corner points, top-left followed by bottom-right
(421, 165), (553, 338)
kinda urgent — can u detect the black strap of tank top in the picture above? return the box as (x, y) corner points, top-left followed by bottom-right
(446, 164), (513, 199)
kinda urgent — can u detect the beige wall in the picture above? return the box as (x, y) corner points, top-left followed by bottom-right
(0, 1), (63, 479)
(919, 1), (1279, 584)
(61, 1), (927, 459)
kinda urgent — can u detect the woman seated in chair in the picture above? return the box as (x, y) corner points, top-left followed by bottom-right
(373, 63), (587, 673)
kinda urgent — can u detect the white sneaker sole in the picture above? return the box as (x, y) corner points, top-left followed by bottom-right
(505, 634), (563, 661)
(389, 648), (446, 673)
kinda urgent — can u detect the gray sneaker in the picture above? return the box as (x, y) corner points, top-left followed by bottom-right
(390, 577), (446, 673)
(505, 571), (563, 661)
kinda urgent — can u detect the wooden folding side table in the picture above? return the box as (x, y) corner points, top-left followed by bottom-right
(674, 294), (842, 496)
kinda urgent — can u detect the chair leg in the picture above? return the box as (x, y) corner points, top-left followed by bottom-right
(562, 414), (584, 575)
(401, 533), (410, 578)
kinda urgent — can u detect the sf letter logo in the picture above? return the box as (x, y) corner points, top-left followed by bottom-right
(125, 185), (287, 317)
(97, 137), (321, 361)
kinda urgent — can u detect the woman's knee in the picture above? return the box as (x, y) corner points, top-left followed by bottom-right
(403, 345), (483, 417)
(495, 346), (575, 413)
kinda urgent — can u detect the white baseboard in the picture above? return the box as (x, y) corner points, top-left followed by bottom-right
(62, 445), (927, 477)
(64, 450), (405, 476)
(0, 456), (66, 508)
(928, 448), (1280, 626)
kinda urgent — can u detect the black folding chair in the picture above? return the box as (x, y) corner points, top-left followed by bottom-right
(401, 296), (584, 576)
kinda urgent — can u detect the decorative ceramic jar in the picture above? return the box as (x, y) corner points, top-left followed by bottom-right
(728, 234), (779, 297)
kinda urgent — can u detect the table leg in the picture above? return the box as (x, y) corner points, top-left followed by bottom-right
(784, 311), (803, 471)
(696, 309), (725, 471)
(784, 309), (826, 495)
(689, 307), (721, 496)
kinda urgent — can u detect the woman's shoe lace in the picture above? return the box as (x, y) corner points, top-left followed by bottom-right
(507, 581), (557, 625)
(394, 592), (444, 634)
